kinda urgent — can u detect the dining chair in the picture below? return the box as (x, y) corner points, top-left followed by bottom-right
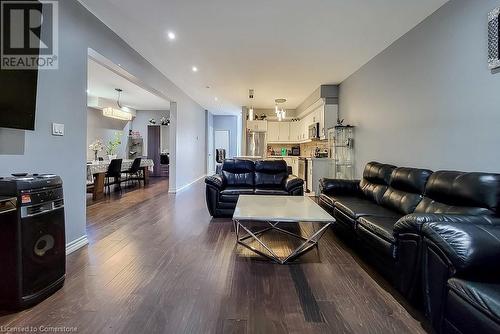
(105, 159), (123, 195)
(124, 158), (142, 187)
(216, 148), (226, 163)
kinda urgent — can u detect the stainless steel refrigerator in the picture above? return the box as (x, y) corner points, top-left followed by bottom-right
(246, 130), (266, 158)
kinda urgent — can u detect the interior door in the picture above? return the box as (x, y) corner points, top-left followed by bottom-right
(214, 130), (230, 164)
(207, 116), (214, 174)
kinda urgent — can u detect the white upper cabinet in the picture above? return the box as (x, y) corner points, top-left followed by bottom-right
(290, 121), (300, 142)
(267, 121), (280, 142)
(263, 100), (338, 143)
(299, 101), (338, 140)
(268, 121), (290, 143)
(321, 104), (338, 139)
(246, 120), (267, 132)
(278, 122), (290, 142)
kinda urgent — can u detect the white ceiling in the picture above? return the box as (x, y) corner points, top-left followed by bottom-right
(80, 0), (447, 114)
(87, 58), (170, 110)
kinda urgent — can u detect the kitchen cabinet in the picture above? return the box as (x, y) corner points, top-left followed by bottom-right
(290, 156), (300, 176)
(247, 120), (267, 132)
(301, 114), (311, 141)
(267, 121), (279, 142)
(264, 101), (337, 144)
(295, 101), (338, 140)
(278, 122), (290, 142)
(289, 121), (300, 142)
(267, 121), (290, 143)
(307, 160), (313, 193)
(307, 158), (335, 195)
(304, 103), (338, 140)
(321, 104), (338, 139)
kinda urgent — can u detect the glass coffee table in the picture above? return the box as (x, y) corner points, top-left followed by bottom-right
(232, 195), (335, 264)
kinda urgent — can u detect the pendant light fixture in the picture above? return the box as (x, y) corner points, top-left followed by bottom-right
(103, 88), (133, 121)
(248, 89), (255, 120)
(275, 98), (286, 121)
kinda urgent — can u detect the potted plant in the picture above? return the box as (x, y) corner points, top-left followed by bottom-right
(89, 138), (104, 162)
(106, 132), (122, 160)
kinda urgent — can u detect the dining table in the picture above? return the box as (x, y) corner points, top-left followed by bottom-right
(86, 159), (154, 200)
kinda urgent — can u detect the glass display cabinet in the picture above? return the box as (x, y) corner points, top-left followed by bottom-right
(327, 125), (355, 180)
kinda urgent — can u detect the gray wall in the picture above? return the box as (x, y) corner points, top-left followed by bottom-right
(340, 0), (500, 176)
(86, 107), (129, 160)
(0, 0), (206, 245)
(132, 110), (170, 154)
(213, 115), (238, 158)
(86, 109), (170, 161)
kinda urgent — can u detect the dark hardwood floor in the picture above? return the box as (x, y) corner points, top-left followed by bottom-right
(0, 178), (428, 333)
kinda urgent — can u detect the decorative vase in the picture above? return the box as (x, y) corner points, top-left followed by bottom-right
(108, 154), (117, 161)
(94, 151), (98, 162)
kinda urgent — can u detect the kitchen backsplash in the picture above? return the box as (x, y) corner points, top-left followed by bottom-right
(267, 144), (294, 156)
(267, 141), (328, 157)
(300, 141), (328, 157)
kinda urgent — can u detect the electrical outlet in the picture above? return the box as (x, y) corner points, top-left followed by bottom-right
(52, 123), (64, 136)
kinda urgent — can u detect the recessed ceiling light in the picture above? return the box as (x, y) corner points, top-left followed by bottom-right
(214, 97), (218, 101)
(192, 66), (198, 72)
(167, 31), (176, 40)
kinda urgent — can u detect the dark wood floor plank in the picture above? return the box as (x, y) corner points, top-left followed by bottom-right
(0, 178), (428, 333)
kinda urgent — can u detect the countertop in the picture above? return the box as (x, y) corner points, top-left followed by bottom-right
(268, 155), (333, 160)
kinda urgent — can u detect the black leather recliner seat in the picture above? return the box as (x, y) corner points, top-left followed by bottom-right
(320, 162), (433, 277)
(205, 159), (304, 218)
(319, 161), (500, 333)
(393, 171), (500, 303)
(420, 220), (500, 334)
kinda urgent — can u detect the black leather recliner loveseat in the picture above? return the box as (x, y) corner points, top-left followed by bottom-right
(205, 159), (304, 218)
(319, 161), (500, 334)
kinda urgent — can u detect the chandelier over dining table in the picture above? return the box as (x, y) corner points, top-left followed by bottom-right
(275, 98), (287, 121)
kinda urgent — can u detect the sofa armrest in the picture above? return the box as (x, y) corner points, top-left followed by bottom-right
(422, 221), (500, 277)
(319, 178), (361, 196)
(393, 213), (496, 236)
(205, 174), (224, 189)
(284, 175), (304, 192)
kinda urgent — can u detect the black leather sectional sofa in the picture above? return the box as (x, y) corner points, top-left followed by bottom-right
(205, 159), (304, 218)
(319, 162), (500, 334)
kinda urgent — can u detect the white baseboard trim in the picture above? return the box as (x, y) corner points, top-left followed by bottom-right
(66, 235), (89, 255)
(169, 174), (206, 193)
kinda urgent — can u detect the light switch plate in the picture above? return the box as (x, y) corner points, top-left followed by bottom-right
(52, 123), (64, 136)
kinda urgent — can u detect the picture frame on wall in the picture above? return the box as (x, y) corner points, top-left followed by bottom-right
(488, 7), (500, 70)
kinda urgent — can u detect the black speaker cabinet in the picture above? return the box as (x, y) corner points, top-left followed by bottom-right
(0, 197), (65, 310)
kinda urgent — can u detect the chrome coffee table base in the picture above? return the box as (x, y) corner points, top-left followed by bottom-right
(233, 219), (332, 264)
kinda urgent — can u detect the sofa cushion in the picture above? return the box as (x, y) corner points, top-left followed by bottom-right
(221, 159), (255, 187)
(254, 160), (288, 188)
(359, 162), (396, 204)
(358, 216), (401, 243)
(254, 189), (289, 195)
(448, 278), (500, 323)
(380, 167), (433, 215)
(415, 171), (500, 215)
(220, 187), (254, 202)
(319, 193), (360, 207)
(390, 167), (433, 193)
(334, 197), (401, 220)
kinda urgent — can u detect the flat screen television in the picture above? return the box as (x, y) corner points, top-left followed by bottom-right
(0, 0), (40, 131)
(0, 69), (38, 130)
